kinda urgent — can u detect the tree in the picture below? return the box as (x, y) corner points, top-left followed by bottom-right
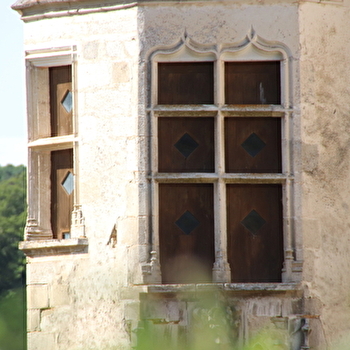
(0, 165), (26, 294)
(0, 165), (26, 350)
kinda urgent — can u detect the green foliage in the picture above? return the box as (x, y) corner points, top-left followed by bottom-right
(0, 165), (27, 350)
(0, 164), (26, 183)
(0, 288), (26, 350)
(136, 298), (281, 350)
(0, 165), (27, 294)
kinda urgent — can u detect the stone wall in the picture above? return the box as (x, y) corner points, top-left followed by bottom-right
(16, 0), (350, 348)
(299, 1), (350, 347)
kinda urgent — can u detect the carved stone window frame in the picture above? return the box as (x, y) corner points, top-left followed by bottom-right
(23, 46), (85, 246)
(143, 29), (302, 284)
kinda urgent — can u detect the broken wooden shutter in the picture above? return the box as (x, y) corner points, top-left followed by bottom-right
(51, 149), (73, 240)
(49, 65), (72, 137)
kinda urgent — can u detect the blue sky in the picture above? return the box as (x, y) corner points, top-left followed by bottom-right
(0, 0), (26, 166)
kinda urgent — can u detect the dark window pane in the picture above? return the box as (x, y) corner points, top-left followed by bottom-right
(158, 117), (214, 173)
(225, 61), (281, 104)
(227, 184), (283, 282)
(159, 184), (214, 283)
(225, 117), (281, 173)
(158, 62), (214, 104)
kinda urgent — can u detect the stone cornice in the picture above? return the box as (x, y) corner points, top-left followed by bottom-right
(12, 0), (302, 22)
(12, 0), (138, 20)
(19, 238), (88, 257)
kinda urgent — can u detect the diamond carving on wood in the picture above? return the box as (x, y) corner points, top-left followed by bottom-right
(241, 209), (266, 235)
(61, 171), (74, 195)
(174, 133), (199, 158)
(61, 90), (73, 113)
(175, 210), (200, 235)
(241, 133), (266, 157)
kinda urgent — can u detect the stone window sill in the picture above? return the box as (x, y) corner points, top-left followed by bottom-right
(146, 283), (301, 295)
(19, 238), (88, 257)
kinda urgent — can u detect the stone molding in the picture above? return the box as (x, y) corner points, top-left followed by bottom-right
(146, 30), (299, 284)
(19, 238), (88, 257)
(146, 283), (303, 294)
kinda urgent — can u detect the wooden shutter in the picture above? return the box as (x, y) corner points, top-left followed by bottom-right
(225, 117), (281, 173)
(225, 62), (281, 105)
(159, 184), (214, 283)
(158, 62), (214, 104)
(158, 117), (214, 173)
(227, 184), (283, 282)
(49, 66), (72, 137)
(51, 149), (73, 239)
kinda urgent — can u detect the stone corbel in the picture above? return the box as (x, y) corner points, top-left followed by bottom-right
(142, 251), (162, 284)
(301, 318), (311, 350)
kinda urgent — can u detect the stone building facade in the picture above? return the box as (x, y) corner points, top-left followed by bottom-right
(12, 0), (350, 349)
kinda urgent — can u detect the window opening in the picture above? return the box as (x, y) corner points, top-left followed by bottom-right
(61, 90), (73, 113)
(61, 171), (74, 195)
(155, 55), (284, 284)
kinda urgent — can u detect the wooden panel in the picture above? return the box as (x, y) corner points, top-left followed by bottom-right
(225, 62), (281, 105)
(225, 117), (281, 173)
(51, 149), (73, 239)
(227, 184), (283, 282)
(159, 184), (214, 283)
(158, 62), (214, 104)
(158, 117), (214, 173)
(49, 66), (72, 136)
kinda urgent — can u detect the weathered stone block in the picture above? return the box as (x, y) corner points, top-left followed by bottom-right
(303, 219), (321, 250)
(50, 284), (70, 307)
(27, 284), (49, 309)
(27, 332), (55, 350)
(27, 309), (41, 332)
(83, 41), (100, 60)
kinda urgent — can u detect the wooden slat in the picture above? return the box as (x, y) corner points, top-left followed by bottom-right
(227, 184), (283, 282)
(225, 62), (281, 105)
(225, 117), (281, 173)
(49, 66), (72, 136)
(159, 184), (214, 283)
(51, 149), (73, 239)
(158, 62), (214, 104)
(158, 117), (214, 173)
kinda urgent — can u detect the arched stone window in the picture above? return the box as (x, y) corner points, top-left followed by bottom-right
(144, 29), (300, 284)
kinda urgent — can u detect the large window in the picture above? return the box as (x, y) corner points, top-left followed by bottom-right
(25, 47), (82, 241)
(149, 40), (293, 284)
(49, 66), (74, 239)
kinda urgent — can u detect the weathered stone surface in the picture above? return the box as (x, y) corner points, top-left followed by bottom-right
(27, 309), (41, 332)
(27, 284), (49, 309)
